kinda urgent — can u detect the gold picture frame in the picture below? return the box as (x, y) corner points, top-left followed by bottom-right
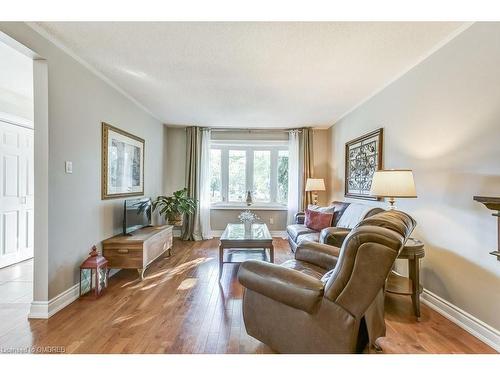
(101, 122), (145, 200)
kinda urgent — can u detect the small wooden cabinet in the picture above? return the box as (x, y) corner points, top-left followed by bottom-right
(102, 225), (173, 279)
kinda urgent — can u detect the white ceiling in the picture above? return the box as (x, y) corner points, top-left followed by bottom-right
(36, 22), (466, 128)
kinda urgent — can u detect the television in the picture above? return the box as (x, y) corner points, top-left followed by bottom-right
(123, 198), (152, 235)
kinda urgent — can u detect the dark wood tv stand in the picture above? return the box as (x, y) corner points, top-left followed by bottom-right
(102, 225), (173, 279)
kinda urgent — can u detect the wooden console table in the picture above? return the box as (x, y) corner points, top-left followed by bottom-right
(102, 225), (173, 280)
(386, 238), (425, 320)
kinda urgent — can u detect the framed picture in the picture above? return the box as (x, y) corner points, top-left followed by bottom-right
(344, 128), (383, 200)
(101, 122), (145, 200)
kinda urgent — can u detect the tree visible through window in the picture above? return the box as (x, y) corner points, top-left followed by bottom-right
(277, 150), (289, 204)
(253, 150), (271, 202)
(210, 149), (221, 203)
(228, 150), (246, 202)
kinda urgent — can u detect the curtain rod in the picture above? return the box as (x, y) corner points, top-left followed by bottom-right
(195, 127), (305, 133)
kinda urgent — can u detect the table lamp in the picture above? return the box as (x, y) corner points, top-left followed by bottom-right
(305, 178), (326, 205)
(370, 169), (417, 209)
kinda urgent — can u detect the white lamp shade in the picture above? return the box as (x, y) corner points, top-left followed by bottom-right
(370, 170), (417, 198)
(305, 178), (326, 192)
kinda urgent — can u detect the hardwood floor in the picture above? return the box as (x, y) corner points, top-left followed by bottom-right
(0, 238), (495, 354)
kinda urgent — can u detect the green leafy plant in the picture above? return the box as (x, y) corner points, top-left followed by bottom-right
(152, 188), (197, 225)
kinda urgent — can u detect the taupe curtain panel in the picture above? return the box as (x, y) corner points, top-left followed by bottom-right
(299, 127), (314, 210)
(182, 126), (203, 241)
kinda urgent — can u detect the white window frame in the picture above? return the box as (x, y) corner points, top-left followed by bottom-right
(210, 140), (288, 210)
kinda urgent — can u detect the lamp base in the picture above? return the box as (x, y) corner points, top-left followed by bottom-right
(387, 197), (397, 210)
(312, 192), (319, 206)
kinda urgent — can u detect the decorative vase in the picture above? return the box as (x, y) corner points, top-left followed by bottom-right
(246, 191), (253, 206)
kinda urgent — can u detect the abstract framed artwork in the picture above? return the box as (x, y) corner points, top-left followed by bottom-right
(101, 122), (145, 200)
(344, 128), (383, 200)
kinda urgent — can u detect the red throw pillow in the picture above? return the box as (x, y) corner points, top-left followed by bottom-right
(304, 209), (334, 232)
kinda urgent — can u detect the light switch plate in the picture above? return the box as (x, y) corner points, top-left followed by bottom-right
(65, 161), (73, 174)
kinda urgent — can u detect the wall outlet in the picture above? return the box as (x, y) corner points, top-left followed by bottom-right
(269, 217), (274, 225)
(65, 161), (73, 174)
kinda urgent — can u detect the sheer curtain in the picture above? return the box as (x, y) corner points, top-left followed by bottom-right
(287, 130), (300, 225)
(198, 128), (213, 240)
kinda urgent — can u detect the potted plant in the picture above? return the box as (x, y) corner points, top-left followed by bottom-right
(152, 188), (197, 226)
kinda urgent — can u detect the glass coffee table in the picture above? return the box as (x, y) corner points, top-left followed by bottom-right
(219, 223), (274, 279)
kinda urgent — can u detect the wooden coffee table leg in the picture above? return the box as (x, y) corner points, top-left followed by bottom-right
(270, 244), (274, 263)
(219, 244), (224, 279)
(409, 257), (421, 320)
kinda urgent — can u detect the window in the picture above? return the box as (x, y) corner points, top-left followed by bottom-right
(210, 141), (289, 207)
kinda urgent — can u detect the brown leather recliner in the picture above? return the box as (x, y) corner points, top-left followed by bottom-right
(238, 210), (416, 353)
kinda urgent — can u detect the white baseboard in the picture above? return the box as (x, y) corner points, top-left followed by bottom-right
(28, 301), (51, 319)
(421, 288), (500, 352)
(108, 269), (120, 278)
(270, 230), (287, 239)
(29, 283), (79, 319)
(29, 269), (122, 319)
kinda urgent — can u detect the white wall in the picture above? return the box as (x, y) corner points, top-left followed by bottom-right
(328, 22), (500, 330)
(0, 23), (167, 299)
(165, 127), (187, 195)
(312, 129), (330, 206)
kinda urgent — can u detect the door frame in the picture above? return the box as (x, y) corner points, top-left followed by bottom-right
(0, 32), (49, 315)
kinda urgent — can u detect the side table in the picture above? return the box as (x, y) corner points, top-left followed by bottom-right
(386, 238), (425, 320)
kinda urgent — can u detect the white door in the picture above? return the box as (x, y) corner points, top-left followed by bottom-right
(0, 120), (34, 268)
